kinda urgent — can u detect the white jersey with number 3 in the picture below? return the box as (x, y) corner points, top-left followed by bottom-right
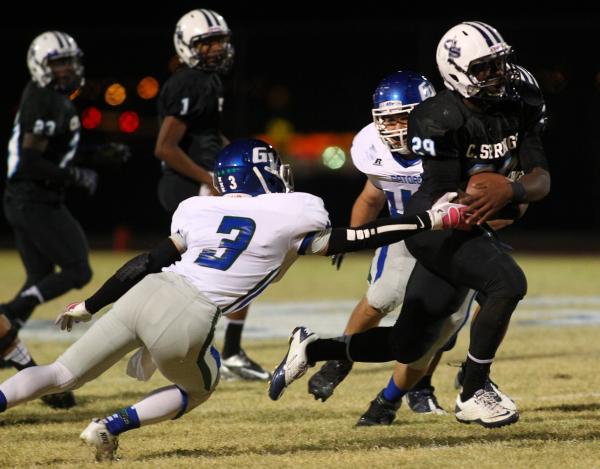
(164, 192), (330, 314)
(351, 123), (423, 216)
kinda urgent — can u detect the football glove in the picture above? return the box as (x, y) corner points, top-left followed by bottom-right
(426, 192), (466, 230)
(55, 302), (93, 332)
(331, 253), (345, 270)
(69, 167), (98, 195)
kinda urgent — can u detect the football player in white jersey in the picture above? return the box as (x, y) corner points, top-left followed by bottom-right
(0, 139), (464, 461)
(307, 71), (476, 425)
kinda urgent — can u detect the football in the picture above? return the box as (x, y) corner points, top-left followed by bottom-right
(464, 172), (528, 222)
(466, 171), (510, 196)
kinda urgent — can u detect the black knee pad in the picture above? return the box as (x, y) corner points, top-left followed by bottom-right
(486, 255), (528, 300)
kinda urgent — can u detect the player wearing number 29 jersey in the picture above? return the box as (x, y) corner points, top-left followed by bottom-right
(308, 72), (473, 422)
(0, 138), (464, 461)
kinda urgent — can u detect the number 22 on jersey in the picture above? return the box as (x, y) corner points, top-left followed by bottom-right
(195, 216), (256, 270)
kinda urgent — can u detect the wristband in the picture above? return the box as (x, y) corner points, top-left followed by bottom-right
(510, 181), (527, 203)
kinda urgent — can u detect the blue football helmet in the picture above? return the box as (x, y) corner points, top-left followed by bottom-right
(372, 71), (436, 157)
(213, 139), (293, 196)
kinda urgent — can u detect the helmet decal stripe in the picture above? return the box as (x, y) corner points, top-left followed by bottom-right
(199, 9), (214, 27)
(58, 31), (69, 48)
(52, 31), (65, 48)
(472, 21), (503, 43)
(464, 22), (495, 47)
(205, 9), (220, 26)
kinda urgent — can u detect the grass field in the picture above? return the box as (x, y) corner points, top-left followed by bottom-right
(1, 251), (600, 468)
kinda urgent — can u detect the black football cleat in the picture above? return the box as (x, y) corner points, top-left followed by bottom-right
(356, 390), (401, 426)
(308, 359), (353, 402)
(41, 391), (76, 409)
(405, 386), (446, 415)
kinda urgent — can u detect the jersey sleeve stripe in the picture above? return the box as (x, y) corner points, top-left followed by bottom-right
(298, 231), (317, 255)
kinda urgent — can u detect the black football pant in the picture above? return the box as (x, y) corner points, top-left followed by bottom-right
(2, 196), (92, 328)
(338, 227), (526, 361)
(157, 171), (201, 214)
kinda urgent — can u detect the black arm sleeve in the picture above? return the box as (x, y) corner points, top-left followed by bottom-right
(17, 147), (71, 183)
(325, 213), (432, 256)
(85, 238), (182, 313)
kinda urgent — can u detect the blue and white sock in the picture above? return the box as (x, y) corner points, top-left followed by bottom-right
(103, 407), (140, 436)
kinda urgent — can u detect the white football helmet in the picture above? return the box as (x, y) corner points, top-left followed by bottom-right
(436, 21), (513, 99)
(174, 9), (234, 72)
(27, 31), (84, 93)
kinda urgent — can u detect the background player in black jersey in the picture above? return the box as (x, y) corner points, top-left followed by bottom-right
(269, 21), (551, 429)
(154, 9), (269, 381)
(0, 31), (100, 408)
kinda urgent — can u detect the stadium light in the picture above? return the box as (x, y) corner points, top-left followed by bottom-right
(105, 83), (127, 106)
(81, 106), (102, 129)
(137, 76), (159, 99)
(118, 111), (139, 133)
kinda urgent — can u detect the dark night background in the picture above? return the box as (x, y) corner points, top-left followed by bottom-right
(1, 4), (599, 250)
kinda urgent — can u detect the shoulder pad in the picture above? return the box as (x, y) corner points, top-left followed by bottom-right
(410, 91), (465, 132)
(512, 65), (544, 107)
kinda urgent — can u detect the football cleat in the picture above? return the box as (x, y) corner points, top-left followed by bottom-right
(455, 389), (519, 428)
(80, 419), (119, 462)
(308, 359), (353, 402)
(40, 391), (76, 409)
(454, 362), (516, 411)
(356, 390), (401, 427)
(220, 349), (271, 381)
(405, 386), (446, 415)
(268, 327), (317, 401)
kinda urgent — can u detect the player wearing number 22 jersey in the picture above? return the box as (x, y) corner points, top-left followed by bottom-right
(0, 139), (463, 461)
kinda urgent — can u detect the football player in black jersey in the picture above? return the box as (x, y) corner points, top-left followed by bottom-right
(269, 22), (550, 429)
(154, 9), (269, 381)
(0, 31), (100, 408)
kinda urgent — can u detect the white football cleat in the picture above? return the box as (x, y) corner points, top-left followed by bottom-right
(221, 349), (271, 381)
(80, 419), (119, 462)
(454, 362), (517, 412)
(268, 327), (318, 400)
(484, 379), (517, 412)
(455, 389), (519, 428)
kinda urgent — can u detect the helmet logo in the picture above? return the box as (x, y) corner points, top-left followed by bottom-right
(444, 39), (461, 59)
(418, 82), (435, 100)
(252, 147), (276, 164)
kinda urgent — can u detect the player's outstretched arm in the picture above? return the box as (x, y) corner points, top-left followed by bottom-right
(303, 192), (464, 256)
(55, 236), (185, 331)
